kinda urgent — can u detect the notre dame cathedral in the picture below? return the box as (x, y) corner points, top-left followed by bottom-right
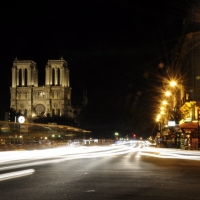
(10, 57), (86, 121)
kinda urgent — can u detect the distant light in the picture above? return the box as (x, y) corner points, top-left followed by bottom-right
(196, 76), (200, 80)
(170, 81), (177, 87)
(168, 121), (175, 126)
(18, 116), (25, 123)
(162, 100), (167, 105)
(114, 132), (119, 136)
(158, 63), (164, 68)
(160, 107), (165, 110)
(160, 111), (165, 116)
(165, 91), (171, 96)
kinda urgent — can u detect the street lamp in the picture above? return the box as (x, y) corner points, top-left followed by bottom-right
(165, 91), (171, 97)
(170, 81), (177, 87)
(18, 116), (25, 144)
(19, 135), (23, 144)
(162, 100), (168, 105)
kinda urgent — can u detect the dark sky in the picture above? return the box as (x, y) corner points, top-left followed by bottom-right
(0, 0), (189, 137)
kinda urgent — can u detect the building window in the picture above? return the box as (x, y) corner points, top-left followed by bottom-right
(19, 69), (22, 86)
(37, 91), (45, 98)
(57, 91), (60, 98)
(25, 69), (27, 86)
(57, 68), (60, 85)
(52, 68), (55, 86)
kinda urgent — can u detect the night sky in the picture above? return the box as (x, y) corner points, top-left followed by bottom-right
(0, 0), (189, 138)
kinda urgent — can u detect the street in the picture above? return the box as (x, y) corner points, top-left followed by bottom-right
(1, 144), (200, 200)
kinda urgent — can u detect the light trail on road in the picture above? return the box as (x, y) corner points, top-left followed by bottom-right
(0, 145), (139, 172)
(0, 169), (35, 181)
(1, 143), (200, 175)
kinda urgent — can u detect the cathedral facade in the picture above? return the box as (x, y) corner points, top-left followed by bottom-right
(10, 57), (76, 119)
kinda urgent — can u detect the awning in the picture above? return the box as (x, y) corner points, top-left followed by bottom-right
(179, 122), (198, 129)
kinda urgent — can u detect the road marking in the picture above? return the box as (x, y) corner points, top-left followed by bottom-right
(0, 169), (35, 181)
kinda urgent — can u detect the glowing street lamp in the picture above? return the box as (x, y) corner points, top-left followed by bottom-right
(162, 100), (167, 105)
(160, 111), (165, 115)
(165, 91), (171, 96)
(170, 81), (177, 87)
(160, 106), (165, 111)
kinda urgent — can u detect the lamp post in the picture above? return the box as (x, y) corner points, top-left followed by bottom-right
(18, 116), (25, 144)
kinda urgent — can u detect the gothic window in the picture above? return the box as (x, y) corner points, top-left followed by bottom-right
(57, 68), (60, 85)
(19, 69), (22, 86)
(37, 91), (45, 98)
(58, 109), (60, 116)
(52, 68), (55, 86)
(25, 69), (27, 86)
(35, 104), (45, 116)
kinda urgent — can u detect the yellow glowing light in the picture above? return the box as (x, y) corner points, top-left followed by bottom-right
(160, 111), (165, 115)
(160, 107), (165, 110)
(162, 100), (167, 105)
(170, 81), (177, 87)
(165, 91), (171, 96)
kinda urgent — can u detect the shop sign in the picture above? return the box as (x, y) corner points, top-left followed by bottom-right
(168, 121), (175, 126)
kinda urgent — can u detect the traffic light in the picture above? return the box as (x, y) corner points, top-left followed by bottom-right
(133, 134), (136, 139)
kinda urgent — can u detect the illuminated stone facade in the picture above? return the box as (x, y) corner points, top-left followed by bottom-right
(10, 57), (76, 119)
(173, 1), (200, 122)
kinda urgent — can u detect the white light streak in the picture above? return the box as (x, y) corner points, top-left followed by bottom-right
(1, 143), (200, 173)
(0, 169), (35, 181)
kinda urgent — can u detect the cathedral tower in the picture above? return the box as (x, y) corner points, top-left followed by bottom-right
(10, 58), (73, 119)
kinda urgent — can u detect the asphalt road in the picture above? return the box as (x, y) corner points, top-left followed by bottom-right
(1, 145), (200, 200)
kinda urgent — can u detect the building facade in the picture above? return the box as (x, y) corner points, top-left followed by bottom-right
(10, 57), (78, 120)
(170, 1), (200, 149)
